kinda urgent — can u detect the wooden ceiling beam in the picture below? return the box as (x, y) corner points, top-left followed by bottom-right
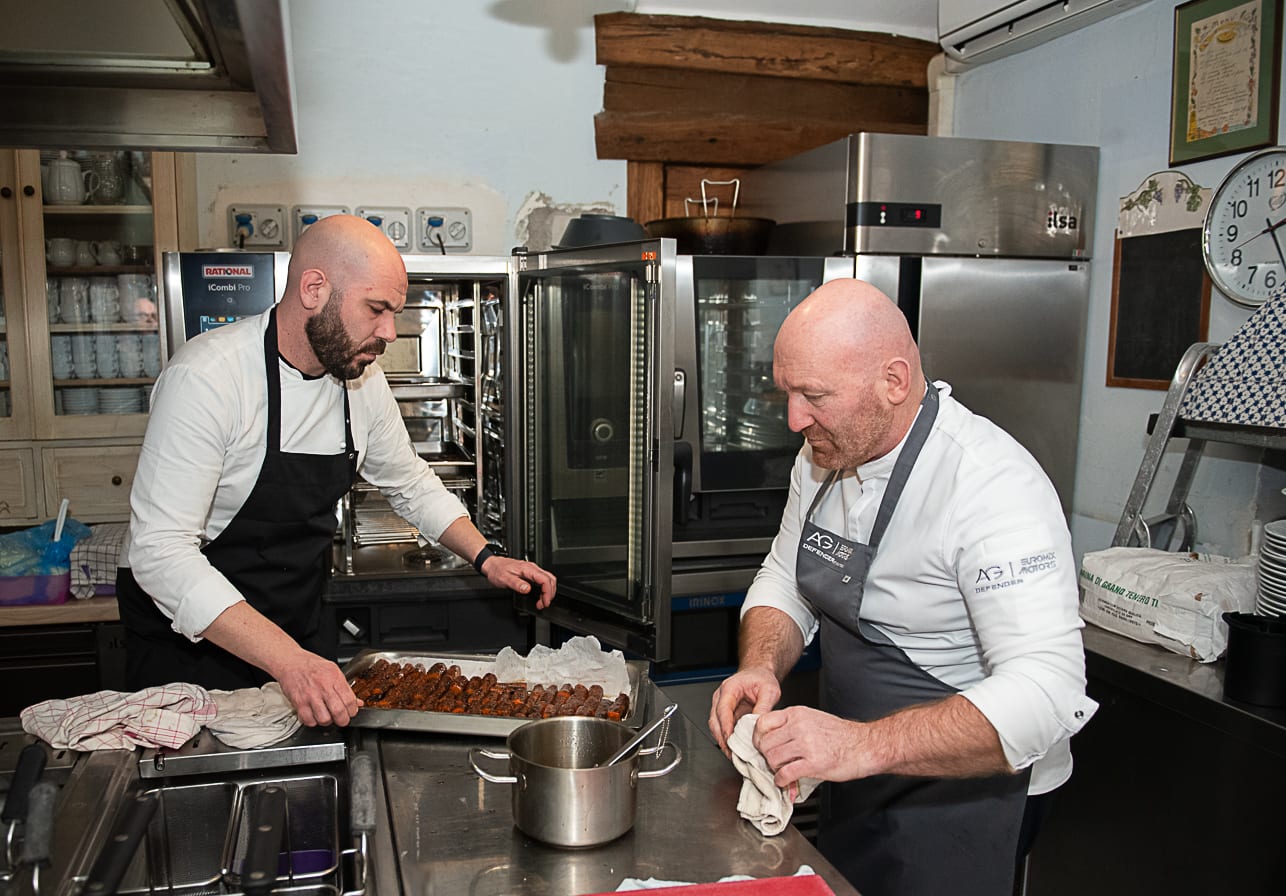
(594, 12), (939, 89)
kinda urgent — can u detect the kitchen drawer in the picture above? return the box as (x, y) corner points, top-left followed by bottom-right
(0, 448), (38, 522)
(42, 444), (140, 521)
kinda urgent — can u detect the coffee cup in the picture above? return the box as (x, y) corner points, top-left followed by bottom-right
(46, 238), (76, 267)
(90, 278), (120, 323)
(46, 278), (60, 322)
(91, 240), (122, 266)
(75, 241), (95, 267)
(60, 277), (91, 323)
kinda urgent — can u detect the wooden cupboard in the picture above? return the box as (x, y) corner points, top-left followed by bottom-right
(0, 149), (194, 525)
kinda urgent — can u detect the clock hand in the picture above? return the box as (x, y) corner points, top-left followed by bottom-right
(1232, 214), (1286, 251)
(1269, 219), (1286, 274)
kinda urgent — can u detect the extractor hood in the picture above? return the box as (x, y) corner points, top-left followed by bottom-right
(0, 0), (296, 153)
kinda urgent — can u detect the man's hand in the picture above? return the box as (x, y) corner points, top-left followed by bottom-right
(708, 665), (782, 756)
(273, 648), (363, 727)
(479, 556), (557, 609)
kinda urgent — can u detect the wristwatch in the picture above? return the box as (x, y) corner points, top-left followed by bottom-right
(472, 543), (505, 574)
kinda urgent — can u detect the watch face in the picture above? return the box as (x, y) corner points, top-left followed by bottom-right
(1204, 148), (1286, 307)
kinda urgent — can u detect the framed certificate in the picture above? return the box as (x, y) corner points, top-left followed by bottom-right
(1169, 0), (1281, 166)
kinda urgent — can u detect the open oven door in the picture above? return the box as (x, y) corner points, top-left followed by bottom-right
(507, 240), (676, 661)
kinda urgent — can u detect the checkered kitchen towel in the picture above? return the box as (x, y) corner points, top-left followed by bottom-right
(70, 522), (128, 599)
(20, 683), (216, 751)
(1179, 287), (1286, 427)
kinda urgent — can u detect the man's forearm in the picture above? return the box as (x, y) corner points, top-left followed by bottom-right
(859, 694), (1013, 779)
(199, 601), (303, 678)
(738, 606), (806, 681)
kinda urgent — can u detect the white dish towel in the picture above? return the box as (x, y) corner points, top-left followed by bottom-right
(727, 713), (821, 836)
(206, 682), (302, 748)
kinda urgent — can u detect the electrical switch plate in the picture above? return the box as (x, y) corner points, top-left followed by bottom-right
(226, 204), (288, 250)
(355, 206), (413, 252)
(416, 207), (472, 253)
(292, 205), (350, 243)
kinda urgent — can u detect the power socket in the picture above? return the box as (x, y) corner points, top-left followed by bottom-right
(292, 205), (351, 243)
(356, 206), (413, 252)
(227, 205), (288, 250)
(416, 207), (472, 253)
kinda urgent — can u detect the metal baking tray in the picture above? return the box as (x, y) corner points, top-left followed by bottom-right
(342, 649), (650, 737)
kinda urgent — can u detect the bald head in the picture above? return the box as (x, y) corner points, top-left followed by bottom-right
(285, 214), (406, 297)
(777, 279), (919, 378)
(773, 279), (925, 467)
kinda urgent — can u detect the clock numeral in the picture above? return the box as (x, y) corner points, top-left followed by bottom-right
(1231, 198), (1249, 217)
(1247, 264), (1260, 285)
(1271, 169), (1286, 190)
(1267, 270), (1278, 290)
(1247, 175), (1261, 197)
(1232, 248), (1243, 266)
(1225, 223), (1239, 241)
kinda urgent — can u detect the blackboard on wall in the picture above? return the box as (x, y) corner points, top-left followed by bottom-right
(1107, 228), (1212, 389)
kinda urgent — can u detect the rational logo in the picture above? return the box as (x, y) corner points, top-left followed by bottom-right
(202, 264), (255, 278)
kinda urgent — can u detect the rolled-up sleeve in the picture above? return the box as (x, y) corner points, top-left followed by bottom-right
(950, 499), (1098, 772)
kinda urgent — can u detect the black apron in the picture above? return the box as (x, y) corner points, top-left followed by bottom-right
(118, 309), (357, 690)
(799, 385), (1030, 896)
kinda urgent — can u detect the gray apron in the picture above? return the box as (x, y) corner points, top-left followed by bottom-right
(798, 384), (1030, 896)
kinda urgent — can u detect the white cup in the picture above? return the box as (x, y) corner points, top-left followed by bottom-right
(141, 333), (161, 377)
(75, 241), (95, 267)
(117, 334), (144, 377)
(90, 278), (120, 323)
(60, 278), (91, 323)
(45, 238), (75, 267)
(94, 333), (119, 378)
(70, 333), (96, 379)
(50, 335), (73, 379)
(91, 240), (122, 266)
(45, 154), (87, 205)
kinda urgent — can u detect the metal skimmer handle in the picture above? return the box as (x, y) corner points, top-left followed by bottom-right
(599, 703), (679, 768)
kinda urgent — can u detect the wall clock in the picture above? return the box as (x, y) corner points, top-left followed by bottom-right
(1203, 147), (1286, 307)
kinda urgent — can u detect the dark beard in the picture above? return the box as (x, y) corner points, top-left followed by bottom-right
(304, 288), (385, 380)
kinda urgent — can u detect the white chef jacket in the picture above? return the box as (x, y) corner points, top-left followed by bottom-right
(743, 382), (1096, 795)
(125, 311), (469, 641)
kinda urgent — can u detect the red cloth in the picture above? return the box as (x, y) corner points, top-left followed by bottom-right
(20, 683), (216, 751)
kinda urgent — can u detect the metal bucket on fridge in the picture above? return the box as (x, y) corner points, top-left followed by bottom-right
(469, 716), (681, 848)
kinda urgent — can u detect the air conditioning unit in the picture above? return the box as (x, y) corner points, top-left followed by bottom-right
(939, 0), (1152, 69)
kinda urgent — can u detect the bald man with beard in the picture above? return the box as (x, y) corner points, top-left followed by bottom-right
(708, 280), (1094, 896)
(119, 215), (555, 727)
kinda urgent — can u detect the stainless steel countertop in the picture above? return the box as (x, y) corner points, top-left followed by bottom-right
(1083, 623), (1286, 758)
(364, 681), (860, 895)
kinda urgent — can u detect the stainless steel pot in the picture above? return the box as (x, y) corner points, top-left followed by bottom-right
(470, 716), (681, 848)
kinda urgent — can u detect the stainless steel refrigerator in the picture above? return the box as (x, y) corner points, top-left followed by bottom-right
(740, 133), (1100, 513)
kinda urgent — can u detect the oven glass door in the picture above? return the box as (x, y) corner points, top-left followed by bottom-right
(511, 241), (675, 660)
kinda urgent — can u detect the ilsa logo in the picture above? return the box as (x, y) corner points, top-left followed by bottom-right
(1045, 206), (1079, 233)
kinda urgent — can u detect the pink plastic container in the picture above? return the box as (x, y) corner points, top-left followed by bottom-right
(0, 571), (71, 605)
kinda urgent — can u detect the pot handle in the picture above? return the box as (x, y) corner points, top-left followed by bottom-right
(469, 748), (518, 784)
(636, 743), (682, 779)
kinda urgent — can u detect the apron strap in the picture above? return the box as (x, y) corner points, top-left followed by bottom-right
(867, 382), (939, 551)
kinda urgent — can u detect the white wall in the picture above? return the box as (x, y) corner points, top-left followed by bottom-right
(193, 0), (635, 253)
(950, 0), (1286, 559)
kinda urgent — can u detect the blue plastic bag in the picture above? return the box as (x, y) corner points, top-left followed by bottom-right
(0, 518), (93, 576)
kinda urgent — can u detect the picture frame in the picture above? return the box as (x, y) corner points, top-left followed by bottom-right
(1169, 0), (1281, 166)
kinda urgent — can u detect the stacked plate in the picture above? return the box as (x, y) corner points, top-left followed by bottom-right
(1256, 520), (1286, 616)
(60, 387), (99, 415)
(99, 387), (144, 414)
